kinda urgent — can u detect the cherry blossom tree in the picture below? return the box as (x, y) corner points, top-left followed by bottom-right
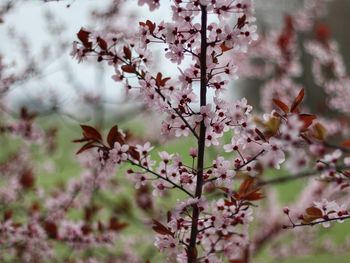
(1, 0), (350, 262)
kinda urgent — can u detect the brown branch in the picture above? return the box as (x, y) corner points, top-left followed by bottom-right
(284, 215), (350, 228)
(259, 165), (350, 186)
(188, 5), (207, 263)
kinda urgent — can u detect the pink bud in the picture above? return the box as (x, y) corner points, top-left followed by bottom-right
(189, 148), (198, 158)
(283, 207), (290, 214)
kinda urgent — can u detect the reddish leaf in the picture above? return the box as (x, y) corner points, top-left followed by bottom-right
(152, 219), (173, 237)
(4, 210), (12, 221)
(235, 178), (264, 201)
(220, 42), (233, 53)
(237, 14), (246, 29)
(291, 89), (305, 113)
(272, 99), (289, 114)
(44, 221), (58, 239)
(312, 122), (327, 140)
(98, 221), (104, 232)
(109, 217), (128, 231)
(107, 125), (123, 147)
(81, 224), (92, 235)
(97, 37), (108, 50)
(19, 169), (35, 189)
(155, 72), (171, 87)
(77, 28), (91, 48)
(342, 140), (350, 148)
(80, 125), (102, 141)
(76, 141), (98, 154)
(121, 64), (136, 73)
(146, 20), (155, 33)
(243, 191), (264, 201)
(299, 114), (316, 130)
(238, 177), (254, 194)
(123, 46), (132, 60)
(128, 146), (140, 161)
(304, 206), (323, 223)
(230, 260), (246, 263)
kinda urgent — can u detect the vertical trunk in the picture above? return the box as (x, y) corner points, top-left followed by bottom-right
(187, 4), (207, 263)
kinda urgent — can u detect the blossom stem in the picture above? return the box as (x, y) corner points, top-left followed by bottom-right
(128, 159), (194, 197)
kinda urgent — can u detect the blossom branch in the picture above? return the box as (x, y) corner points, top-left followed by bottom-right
(284, 215), (350, 229)
(128, 159), (194, 198)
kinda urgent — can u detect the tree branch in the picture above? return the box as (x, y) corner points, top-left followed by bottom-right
(188, 5), (207, 263)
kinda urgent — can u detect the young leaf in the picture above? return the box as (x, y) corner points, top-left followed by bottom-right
(303, 206), (323, 223)
(237, 14), (247, 29)
(121, 64), (136, 73)
(80, 125), (102, 141)
(342, 140), (350, 148)
(97, 37), (108, 50)
(312, 123), (327, 140)
(76, 141), (98, 154)
(152, 219), (174, 237)
(77, 28), (91, 48)
(107, 125), (120, 147)
(128, 146), (140, 161)
(272, 99), (289, 114)
(291, 89), (305, 113)
(299, 114), (316, 130)
(123, 46), (132, 60)
(44, 221), (58, 239)
(109, 217), (128, 231)
(146, 20), (155, 33)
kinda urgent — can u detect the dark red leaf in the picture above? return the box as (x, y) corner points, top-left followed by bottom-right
(272, 99), (289, 114)
(109, 217), (128, 231)
(107, 125), (120, 147)
(123, 46), (132, 60)
(299, 114), (316, 130)
(303, 206), (323, 223)
(152, 219), (173, 237)
(230, 260), (246, 263)
(121, 64), (136, 73)
(19, 169), (35, 189)
(237, 14), (246, 29)
(4, 210), (12, 221)
(76, 141), (98, 154)
(220, 42), (233, 53)
(77, 28), (91, 48)
(291, 89), (305, 113)
(146, 20), (155, 34)
(128, 146), (140, 161)
(81, 224), (92, 235)
(97, 37), (108, 50)
(44, 221), (58, 239)
(80, 125), (102, 141)
(342, 140), (350, 148)
(234, 178), (264, 201)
